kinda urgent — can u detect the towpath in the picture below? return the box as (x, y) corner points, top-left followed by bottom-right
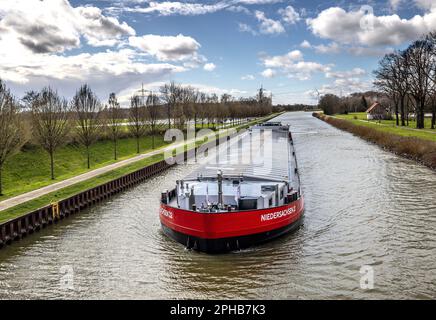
(0, 128), (232, 212)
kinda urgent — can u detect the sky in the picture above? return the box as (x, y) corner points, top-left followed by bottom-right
(0, 0), (436, 106)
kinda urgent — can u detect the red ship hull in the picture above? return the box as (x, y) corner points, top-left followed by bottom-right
(160, 196), (304, 253)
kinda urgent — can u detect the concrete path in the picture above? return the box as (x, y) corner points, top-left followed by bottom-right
(0, 129), (230, 212)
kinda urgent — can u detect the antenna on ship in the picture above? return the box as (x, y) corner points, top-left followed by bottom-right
(217, 170), (223, 208)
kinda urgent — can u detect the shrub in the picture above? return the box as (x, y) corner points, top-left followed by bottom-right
(312, 113), (436, 170)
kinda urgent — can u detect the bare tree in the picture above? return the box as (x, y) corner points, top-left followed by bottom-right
(31, 87), (70, 180)
(0, 80), (27, 195)
(105, 93), (122, 160)
(72, 84), (103, 169)
(160, 81), (180, 129)
(192, 90), (200, 128)
(426, 32), (436, 129)
(129, 95), (147, 153)
(198, 92), (207, 128)
(374, 53), (402, 125)
(146, 91), (160, 149)
(404, 39), (434, 129)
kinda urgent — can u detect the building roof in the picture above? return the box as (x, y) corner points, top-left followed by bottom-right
(366, 102), (382, 113)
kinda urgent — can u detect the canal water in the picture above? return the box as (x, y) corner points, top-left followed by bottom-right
(0, 112), (435, 299)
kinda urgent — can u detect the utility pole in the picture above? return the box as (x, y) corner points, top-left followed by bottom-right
(315, 89), (320, 108)
(137, 83), (149, 106)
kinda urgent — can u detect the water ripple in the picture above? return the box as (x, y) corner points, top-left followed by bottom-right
(0, 112), (435, 299)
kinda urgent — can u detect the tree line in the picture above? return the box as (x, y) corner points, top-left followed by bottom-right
(318, 91), (377, 116)
(319, 32), (436, 130)
(0, 79), (273, 195)
(374, 32), (436, 129)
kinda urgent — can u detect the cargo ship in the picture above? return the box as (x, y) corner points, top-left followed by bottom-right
(159, 121), (304, 253)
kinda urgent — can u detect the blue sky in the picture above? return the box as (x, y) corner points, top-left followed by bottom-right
(1, 0), (435, 105)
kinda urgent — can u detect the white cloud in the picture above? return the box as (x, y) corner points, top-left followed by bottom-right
(227, 6), (251, 15)
(390, 0), (402, 10)
(0, 0), (135, 53)
(119, 0), (284, 17)
(238, 22), (258, 35)
(203, 63), (216, 71)
(278, 6), (300, 24)
(304, 66), (372, 102)
(287, 61), (332, 80)
(261, 68), (276, 78)
(313, 42), (341, 54)
(262, 50), (303, 68)
(241, 74), (255, 80)
(123, 1), (228, 16)
(254, 10), (285, 34)
(392, 0), (436, 10)
(128, 34), (201, 61)
(0, 1), (199, 104)
(414, 0), (436, 9)
(237, 0), (283, 4)
(305, 78), (373, 102)
(76, 6), (135, 47)
(300, 40), (393, 57)
(347, 46), (394, 57)
(300, 40), (312, 48)
(307, 6), (436, 47)
(260, 50), (333, 80)
(0, 47), (185, 103)
(325, 68), (366, 79)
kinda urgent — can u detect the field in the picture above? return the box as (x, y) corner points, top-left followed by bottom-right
(0, 153), (165, 223)
(0, 135), (169, 202)
(314, 113), (436, 170)
(0, 113), (282, 221)
(334, 113), (436, 142)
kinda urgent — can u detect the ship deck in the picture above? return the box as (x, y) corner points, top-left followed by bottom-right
(185, 122), (299, 185)
(165, 122), (301, 212)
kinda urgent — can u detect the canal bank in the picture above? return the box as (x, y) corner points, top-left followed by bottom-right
(313, 112), (436, 170)
(0, 113), (281, 249)
(1, 112), (435, 299)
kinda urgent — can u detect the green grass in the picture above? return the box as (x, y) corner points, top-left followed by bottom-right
(0, 153), (165, 223)
(0, 113), (281, 222)
(334, 113), (436, 142)
(0, 135), (169, 201)
(336, 112), (435, 129)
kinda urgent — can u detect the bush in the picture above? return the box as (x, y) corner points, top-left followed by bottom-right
(312, 113), (436, 169)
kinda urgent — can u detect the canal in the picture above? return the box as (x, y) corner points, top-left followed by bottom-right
(0, 112), (435, 299)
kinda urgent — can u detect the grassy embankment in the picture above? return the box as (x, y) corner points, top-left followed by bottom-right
(0, 113), (281, 223)
(334, 112), (435, 142)
(0, 135), (169, 202)
(313, 112), (436, 170)
(0, 120), (253, 202)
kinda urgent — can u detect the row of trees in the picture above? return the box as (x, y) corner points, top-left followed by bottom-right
(319, 92), (375, 115)
(158, 82), (273, 129)
(0, 81), (27, 195)
(0, 79), (273, 195)
(374, 32), (436, 129)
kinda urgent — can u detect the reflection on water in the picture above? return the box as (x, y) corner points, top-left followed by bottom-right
(0, 112), (435, 299)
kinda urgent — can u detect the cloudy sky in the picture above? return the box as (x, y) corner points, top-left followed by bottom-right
(1, 0), (436, 105)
